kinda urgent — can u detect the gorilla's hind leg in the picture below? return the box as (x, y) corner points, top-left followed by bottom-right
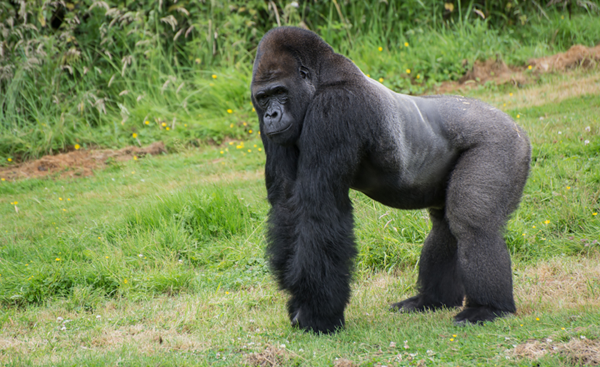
(391, 208), (464, 313)
(445, 143), (527, 325)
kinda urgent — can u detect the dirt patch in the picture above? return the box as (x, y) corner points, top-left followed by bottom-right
(513, 337), (600, 365)
(531, 44), (600, 72)
(334, 358), (358, 367)
(436, 44), (600, 94)
(244, 346), (290, 366)
(0, 142), (166, 181)
(515, 255), (600, 315)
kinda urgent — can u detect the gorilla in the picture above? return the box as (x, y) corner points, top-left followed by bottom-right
(251, 27), (531, 334)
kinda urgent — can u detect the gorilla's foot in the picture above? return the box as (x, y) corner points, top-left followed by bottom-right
(453, 306), (513, 325)
(290, 309), (345, 334)
(390, 295), (460, 313)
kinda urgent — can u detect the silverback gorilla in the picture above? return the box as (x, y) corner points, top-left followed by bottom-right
(251, 27), (531, 334)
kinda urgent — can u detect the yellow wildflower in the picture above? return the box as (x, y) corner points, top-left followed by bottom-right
(75, 144), (80, 150)
(212, 74), (217, 79)
(132, 133), (138, 138)
(379, 78), (384, 83)
(378, 47), (383, 52)
(544, 220), (550, 224)
(406, 69), (411, 74)
(145, 120), (149, 125)
(227, 109), (233, 114)
(404, 42), (409, 47)
(528, 65), (532, 70)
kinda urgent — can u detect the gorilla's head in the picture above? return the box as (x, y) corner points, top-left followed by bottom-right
(251, 27), (333, 146)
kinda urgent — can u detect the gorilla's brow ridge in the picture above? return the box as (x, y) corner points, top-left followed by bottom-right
(255, 69), (283, 83)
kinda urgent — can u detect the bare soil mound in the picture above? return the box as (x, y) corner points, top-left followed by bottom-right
(530, 44), (600, 71)
(0, 142), (165, 181)
(436, 44), (600, 93)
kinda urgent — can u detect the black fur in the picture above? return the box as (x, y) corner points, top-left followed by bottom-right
(251, 27), (531, 334)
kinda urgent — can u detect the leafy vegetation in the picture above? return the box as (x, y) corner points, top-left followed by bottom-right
(1, 1), (599, 159)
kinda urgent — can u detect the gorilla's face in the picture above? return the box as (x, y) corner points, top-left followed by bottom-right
(251, 52), (314, 146)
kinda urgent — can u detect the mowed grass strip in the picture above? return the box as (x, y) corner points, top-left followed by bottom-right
(0, 256), (598, 366)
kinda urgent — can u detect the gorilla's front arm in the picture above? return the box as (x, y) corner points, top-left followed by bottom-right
(263, 89), (364, 333)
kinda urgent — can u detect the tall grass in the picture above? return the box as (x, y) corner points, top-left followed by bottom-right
(1, 1), (599, 160)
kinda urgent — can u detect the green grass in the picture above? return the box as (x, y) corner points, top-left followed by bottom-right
(0, 69), (599, 365)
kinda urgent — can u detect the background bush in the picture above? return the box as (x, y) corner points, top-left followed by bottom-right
(1, 0), (599, 160)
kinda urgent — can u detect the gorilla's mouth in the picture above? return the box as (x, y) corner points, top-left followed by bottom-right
(265, 122), (293, 137)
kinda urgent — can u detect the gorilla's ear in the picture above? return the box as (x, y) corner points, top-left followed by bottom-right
(299, 66), (310, 80)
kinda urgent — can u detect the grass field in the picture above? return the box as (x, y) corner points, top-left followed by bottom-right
(1, 67), (599, 365)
